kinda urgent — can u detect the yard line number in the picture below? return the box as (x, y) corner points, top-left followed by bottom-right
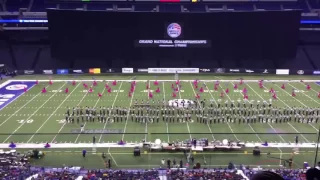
(17, 119), (33, 124)
(51, 90), (63, 93)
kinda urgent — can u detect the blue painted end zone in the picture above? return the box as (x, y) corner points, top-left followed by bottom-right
(0, 82), (36, 110)
(315, 82), (320, 86)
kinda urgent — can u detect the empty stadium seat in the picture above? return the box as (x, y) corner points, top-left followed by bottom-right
(304, 45), (320, 69)
(12, 45), (39, 70)
(6, 0), (30, 12)
(0, 41), (14, 68)
(278, 47), (313, 69)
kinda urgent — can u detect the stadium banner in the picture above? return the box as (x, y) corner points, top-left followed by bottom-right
(148, 68), (199, 73)
(24, 70), (35, 75)
(71, 69), (85, 74)
(43, 70), (54, 75)
(276, 69), (290, 75)
(244, 69), (256, 73)
(89, 68), (101, 74)
(289, 69), (313, 75)
(136, 68), (148, 73)
(214, 68), (225, 73)
(56, 69), (69, 75)
(227, 69), (242, 73)
(259, 69), (276, 74)
(122, 68), (134, 73)
(199, 68), (213, 73)
(102, 68), (118, 73)
(313, 70), (320, 75)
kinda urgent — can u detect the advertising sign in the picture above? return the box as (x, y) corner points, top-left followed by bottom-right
(89, 68), (101, 74)
(56, 69), (69, 75)
(276, 69), (289, 75)
(148, 68), (199, 74)
(24, 70), (34, 75)
(122, 68), (134, 73)
(43, 70), (53, 75)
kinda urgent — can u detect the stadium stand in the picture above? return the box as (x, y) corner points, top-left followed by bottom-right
(0, 41), (14, 68)
(34, 47), (53, 70)
(303, 45), (320, 69)
(277, 47), (314, 70)
(12, 45), (40, 70)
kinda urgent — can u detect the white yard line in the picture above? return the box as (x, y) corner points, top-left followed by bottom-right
(145, 81), (150, 141)
(0, 84), (45, 127)
(247, 83), (310, 143)
(272, 83), (313, 142)
(108, 147), (119, 166)
(288, 83), (320, 105)
(3, 82), (67, 143)
(98, 81), (123, 142)
(246, 83), (287, 141)
(121, 83), (135, 141)
(192, 82), (215, 140)
(223, 80), (265, 143)
(177, 82), (192, 139)
(51, 83), (93, 143)
(27, 83), (81, 143)
(74, 83), (108, 143)
(162, 82), (170, 143)
(309, 123), (319, 132)
(303, 82), (320, 93)
(233, 81), (284, 166)
(248, 124), (263, 142)
(213, 81), (239, 141)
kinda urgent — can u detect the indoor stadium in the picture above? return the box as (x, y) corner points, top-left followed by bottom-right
(0, 0), (320, 179)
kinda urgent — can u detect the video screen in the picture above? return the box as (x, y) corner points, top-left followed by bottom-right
(47, 10), (301, 61)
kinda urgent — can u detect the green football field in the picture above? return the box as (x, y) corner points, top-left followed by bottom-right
(1, 74), (320, 169)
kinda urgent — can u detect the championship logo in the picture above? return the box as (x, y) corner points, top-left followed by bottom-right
(6, 84), (27, 90)
(167, 23), (181, 38)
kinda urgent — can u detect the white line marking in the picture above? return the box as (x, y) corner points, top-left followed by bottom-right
(247, 82), (311, 142)
(271, 83), (312, 142)
(3, 82), (67, 143)
(108, 147), (118, 166)
(213, 80), (239, 141)
(248, 124), (263, 142)
(27, 83), (81, 143)
(246, 83), (288, 142)
(288, 83), (320, 106)
(145, 80), (150, 141)
(121, 83), (135, 141)
(98, 81), (123, 142)
(191, 82), (215, 140)
(51, 83), (92, 143)
(74, 83), (109, 143)
(221, 79), (265, 143)
(162, 82), (170, 143)
(177, 82), (192, 139)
